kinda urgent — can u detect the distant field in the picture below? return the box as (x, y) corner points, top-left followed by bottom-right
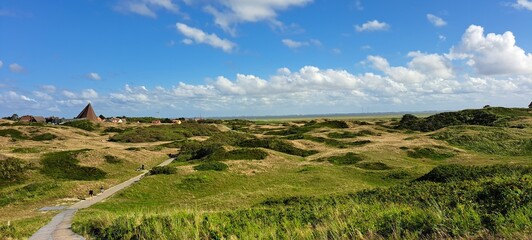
(2, 107), (532, 239)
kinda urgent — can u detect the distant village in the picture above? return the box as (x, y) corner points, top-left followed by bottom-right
(1, 103), (196, 125)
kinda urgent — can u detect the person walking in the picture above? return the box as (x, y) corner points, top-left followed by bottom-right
(89, 189), (94, 197)
(100, 186), (104, 194)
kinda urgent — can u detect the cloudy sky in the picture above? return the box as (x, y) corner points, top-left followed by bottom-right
(1, 0), (531, 118)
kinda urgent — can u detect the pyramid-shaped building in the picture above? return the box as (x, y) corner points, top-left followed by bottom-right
(76, 103), (99, 121)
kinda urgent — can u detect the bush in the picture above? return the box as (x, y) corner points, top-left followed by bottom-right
(11, 147), (40, 153)
(432, 126), (532, 156)
(41, 150), (106, 180)
(0, 129), (27, 140)
(109, 123), (219, 143)
(319, 152), (364, 165)
(31, 133), (57, 141)
(150, 166), (177, 175)
(63, 120), (97, 131)
(103, 127), (125, 133)
(208, 148), (268, 161)
(193, 161), (228, 171)
(0, 158), (28, 181)
(356, 162), (392, 170)
(104, 155), (122, 164)
(238, 138), (317, 157)
(397, 109), (500, 132)
(416, 164), (532, 183)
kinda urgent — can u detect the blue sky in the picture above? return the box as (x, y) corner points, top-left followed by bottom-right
(1, 0), (531, 117)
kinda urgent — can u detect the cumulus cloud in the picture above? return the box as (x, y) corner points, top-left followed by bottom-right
(282, 39), (321, 48)
(114, 0), (179, 18)
(62, 90), (77, 99)
(87, 72), (102, 80)
(9, 63), (24, 73)
(355, 20), (389, 32)
(81, 89), (99, 99)
(203, 0), (312, 35)
(176, 23), (236, 52)
(449, 25), (532, 75)
(513, 0), (532, 10)
(426, 14), (447, 27)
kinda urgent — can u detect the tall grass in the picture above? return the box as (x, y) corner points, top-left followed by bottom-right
(73, 165), (532, 239)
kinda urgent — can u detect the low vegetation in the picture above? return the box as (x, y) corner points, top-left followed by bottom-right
(104, 155), (123, 164)
(0, 157), (30, 182)
(63, 120), (97, 131)
(74, 165), (532, 239)
(317, 152), (363, 165)
(150, 166), (177, 175)
(0, 129), (27, 140)
(193, 161), (228, 171)
(405, 147), (455, 160)
(41, 150), (106, 180)
(432, 126), (532, 156)
(109, 123), (219, 143)
(31, 133), (56, 141)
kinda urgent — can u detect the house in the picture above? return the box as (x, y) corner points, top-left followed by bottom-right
(152, 120), (161, 124)
(529, 101), (532, 109)
(172, 119), (182, 125)
(19, 115), (46, 123)
(105, 118), (126, 123)
(75, 103), (101, 121)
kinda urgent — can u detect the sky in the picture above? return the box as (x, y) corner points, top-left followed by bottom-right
(1, 0), (532, 118)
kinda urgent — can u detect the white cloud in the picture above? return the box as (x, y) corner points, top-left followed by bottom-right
(82, 89), (99, 99)
(449, 25), (532, 75)
(41, 85), (57, 93)
(33, 91), (53, 100)
(282, 39), (321, 48)
(355, 20), (389, 32)
(114, 0), (179, 18)
(513, 0), (532, 10)
(62, 90), (77, 99)
(203, 0), (312, 35)
(176, 23), (236, 52)
(9, 63), (24, 73)
(87, 72), (102, 80)
(426, 14), (447, 27)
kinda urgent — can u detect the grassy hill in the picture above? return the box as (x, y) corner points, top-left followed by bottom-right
(1, 107), (531, 238)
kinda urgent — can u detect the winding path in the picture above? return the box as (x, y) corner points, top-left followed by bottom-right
(30, 158), (175, 240)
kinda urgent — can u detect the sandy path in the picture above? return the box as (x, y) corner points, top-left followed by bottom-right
(29, 158), (175, 240)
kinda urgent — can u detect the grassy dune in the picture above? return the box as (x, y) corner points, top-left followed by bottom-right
(1, 108), (532, 238)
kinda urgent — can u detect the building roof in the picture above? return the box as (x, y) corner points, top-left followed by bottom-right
(33, 116), (46, 123)
(75, 103), (99, 121)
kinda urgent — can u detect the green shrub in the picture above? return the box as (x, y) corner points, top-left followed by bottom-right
(11, 147), (40, 153)
(320, 152), (364, 165)
(63, 120), (97, 131)
(0, 129), (27, 140)
(208, 148), (268, 161)
(31, 133), (57, 141)
(416, 164), (532, 183)
(104, 155), (122, 164)
(150, 166), (177, 175)
(432, 126), (532, 156)
(397, 109), (500, 132)
(193, 162), (228, 171)
(328, 130), (378, 139)
(0, 158), (29, 181)
(109, 123), (219, 143)
(41, 150), (106, 180)
(356, 162), (392, 170)
(0, 182), (59, 207)
(103, 127), (125, 133)
(407, 147), (455, 160)
(238, 138), (317, 157)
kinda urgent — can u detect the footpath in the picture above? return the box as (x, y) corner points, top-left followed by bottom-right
(29, 158), (174, 240)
